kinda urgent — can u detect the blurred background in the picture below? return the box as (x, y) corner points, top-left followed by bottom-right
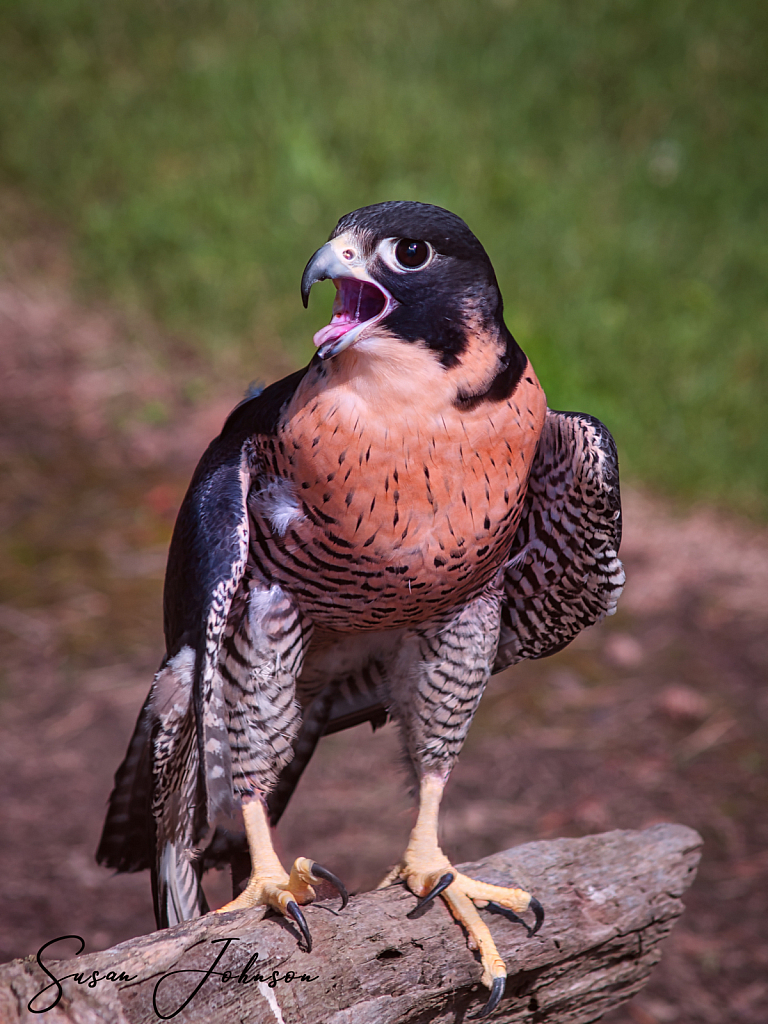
(0, 2), (766, 1021)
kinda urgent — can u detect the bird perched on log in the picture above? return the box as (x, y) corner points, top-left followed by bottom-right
(98, 201), (624, 1018)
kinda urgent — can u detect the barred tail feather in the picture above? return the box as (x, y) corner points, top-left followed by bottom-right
(154, 840), (209, 928)
(149, 646), (208, 926)
(96, 692), (154, 873)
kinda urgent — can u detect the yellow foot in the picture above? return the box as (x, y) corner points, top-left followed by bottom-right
(216, 856), (347, 951)
(382, 857), (543, 1019)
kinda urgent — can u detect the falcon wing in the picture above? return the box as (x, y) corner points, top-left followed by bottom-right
(495, 409), (625, 671)
(97, 370), (308, 916)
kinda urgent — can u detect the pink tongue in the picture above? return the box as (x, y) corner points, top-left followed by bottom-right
(313, 319), (354, 349)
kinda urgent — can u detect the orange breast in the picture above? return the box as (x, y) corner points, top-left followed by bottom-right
(253, 359), (546, 631)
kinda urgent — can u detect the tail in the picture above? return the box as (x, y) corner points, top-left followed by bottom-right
(96, 692), (154, 873)
(153, 837), (209, 927)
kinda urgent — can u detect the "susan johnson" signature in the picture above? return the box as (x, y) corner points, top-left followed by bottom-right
(29, 934), (319, 1018)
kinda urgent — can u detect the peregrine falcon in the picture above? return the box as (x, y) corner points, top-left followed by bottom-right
(98, 201), (624, 1017)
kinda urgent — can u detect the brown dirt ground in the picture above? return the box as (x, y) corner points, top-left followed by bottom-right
(1, 236), (767, 1023)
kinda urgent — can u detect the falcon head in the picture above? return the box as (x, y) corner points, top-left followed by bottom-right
(301, 201), (512, 372)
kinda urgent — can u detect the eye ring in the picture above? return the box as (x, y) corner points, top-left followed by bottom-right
(394, 238), (432, 270)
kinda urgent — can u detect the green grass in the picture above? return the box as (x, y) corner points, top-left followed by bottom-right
(1, 0), (766, 515)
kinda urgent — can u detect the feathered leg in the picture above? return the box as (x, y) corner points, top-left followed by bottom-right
(214, 583), (347, 944)
(382, 587), (543, 1018)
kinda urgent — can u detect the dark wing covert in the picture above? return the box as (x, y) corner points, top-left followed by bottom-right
(495, 409), (625, 671)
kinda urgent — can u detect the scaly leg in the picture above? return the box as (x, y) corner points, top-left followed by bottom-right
(381, 774), (542, 1017)
(383, 593), (544, 1018)
(216, 794), (347, 950)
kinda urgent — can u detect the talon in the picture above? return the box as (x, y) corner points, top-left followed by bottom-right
(529, 895), (544, 935)
(309, 861), (349, 910)
(469, 974), (506, 1019)
(285, 900), (312, 952)
(393, 777), (536, 1011)
(485, 901), (526, 928)
(485, 894), (544, 938)
(407, 871), (455, 919)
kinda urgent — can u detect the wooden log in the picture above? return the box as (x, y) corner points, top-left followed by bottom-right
(0, 824), (701, 1024)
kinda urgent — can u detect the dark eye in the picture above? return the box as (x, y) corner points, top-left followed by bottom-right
(394, 238), (431, 269)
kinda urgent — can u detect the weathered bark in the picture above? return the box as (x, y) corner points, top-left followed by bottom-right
(1, 824), (701, 1024)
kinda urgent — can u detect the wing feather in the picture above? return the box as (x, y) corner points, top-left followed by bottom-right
(97, 369), (309, 920)
(495, 410), (625, 671)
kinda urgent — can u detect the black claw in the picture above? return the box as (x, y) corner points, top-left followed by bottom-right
(529, 896), (545, 935)
(469, 975), (506, 1019)
(285, 900), (312, 952)
(485, 895), (545, 939)
(310, 861), (349, 910)
(485, 902), (527, 929)
(406, 871), (455, 919)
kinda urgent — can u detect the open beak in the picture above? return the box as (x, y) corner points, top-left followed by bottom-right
(301, 236), (393, 359)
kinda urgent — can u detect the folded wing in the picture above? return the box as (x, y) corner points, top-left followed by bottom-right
(496, 409), (625, 670)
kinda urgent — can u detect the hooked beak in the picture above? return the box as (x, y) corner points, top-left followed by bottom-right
(301, 236), (393, 359)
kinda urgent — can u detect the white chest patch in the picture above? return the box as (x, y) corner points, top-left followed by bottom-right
(249, 478), (306, 537)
